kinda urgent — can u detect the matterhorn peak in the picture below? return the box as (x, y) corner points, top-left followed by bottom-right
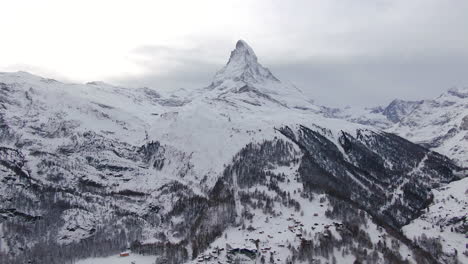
(211, 40), (279, 86)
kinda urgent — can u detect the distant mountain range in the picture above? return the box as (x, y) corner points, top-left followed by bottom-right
(335, 87), (468, 167)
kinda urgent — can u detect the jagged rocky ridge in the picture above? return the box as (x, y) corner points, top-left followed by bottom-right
(0, 41), (465, 264)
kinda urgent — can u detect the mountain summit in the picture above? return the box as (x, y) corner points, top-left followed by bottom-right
(204, 40), (313, 109)
(212, 40), (279, 86)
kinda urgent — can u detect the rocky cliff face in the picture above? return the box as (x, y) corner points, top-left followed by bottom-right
(0, 41), (464, 264)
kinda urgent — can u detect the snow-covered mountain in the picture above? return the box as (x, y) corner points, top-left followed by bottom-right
(337, 88), (468, 167)
(0, 41), (466, 264)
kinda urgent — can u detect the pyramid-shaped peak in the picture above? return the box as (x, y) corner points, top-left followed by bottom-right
(213, 40), (279, 85)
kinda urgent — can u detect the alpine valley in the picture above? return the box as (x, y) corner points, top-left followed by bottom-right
(0, 40), (466, 264)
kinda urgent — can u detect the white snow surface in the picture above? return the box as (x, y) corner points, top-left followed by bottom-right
(76, 252), (156, 264)
(403, 177), (468, 263)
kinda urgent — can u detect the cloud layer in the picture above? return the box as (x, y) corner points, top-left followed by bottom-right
(1, 0), (467, 107)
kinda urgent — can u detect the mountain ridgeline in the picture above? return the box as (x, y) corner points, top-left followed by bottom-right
(0, 41), (465, 264)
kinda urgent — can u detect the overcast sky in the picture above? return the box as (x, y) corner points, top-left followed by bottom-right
(1, 0), (467, 107)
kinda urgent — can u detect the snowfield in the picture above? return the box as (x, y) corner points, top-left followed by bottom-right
(76, 253), (156, 264)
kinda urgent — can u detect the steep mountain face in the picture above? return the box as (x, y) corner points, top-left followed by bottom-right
(0, 41), (465, 264)
(379, 99), (422, 123)
(212, 40), (279, 85)
(279, 126), (456, 228)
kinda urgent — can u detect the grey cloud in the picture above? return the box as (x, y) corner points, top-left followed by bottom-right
(112, 0), (468, 108)
(112, 45), (221, 90)
(271, 53), (468, 107)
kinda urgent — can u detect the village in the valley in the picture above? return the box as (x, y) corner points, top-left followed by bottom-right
(192, 212), (346, 264)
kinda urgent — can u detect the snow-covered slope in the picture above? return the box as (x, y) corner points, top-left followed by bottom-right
(0, 40), (464, 264)
(388, 88), (468, 167)
(403, 177), (467, 263)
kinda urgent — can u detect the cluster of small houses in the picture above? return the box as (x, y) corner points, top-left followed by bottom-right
(286, 214), (343, 240)
(117, 206), (464, 263)
(193, 213), (345, 263)
(196, 246), (225, 263)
